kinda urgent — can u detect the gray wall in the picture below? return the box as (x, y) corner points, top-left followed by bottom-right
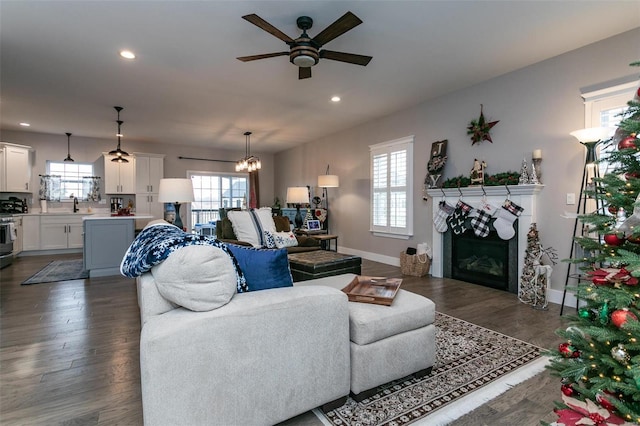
(274, 28), (640, 291)
(0, 130), (275, 213)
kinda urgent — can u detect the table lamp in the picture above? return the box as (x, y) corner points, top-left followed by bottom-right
(286, 186), (309, 229)
(158, 178), (195, 231)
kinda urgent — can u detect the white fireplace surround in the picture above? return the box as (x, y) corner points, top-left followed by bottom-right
(426, 184), (543, 294)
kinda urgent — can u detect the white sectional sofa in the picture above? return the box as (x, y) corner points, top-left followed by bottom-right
(137, 272), (351, 426)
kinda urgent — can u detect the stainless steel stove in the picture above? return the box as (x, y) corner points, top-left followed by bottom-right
(0, 215), (15, 269)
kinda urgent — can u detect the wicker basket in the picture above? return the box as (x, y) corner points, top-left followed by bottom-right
(400, 251), (431, 277)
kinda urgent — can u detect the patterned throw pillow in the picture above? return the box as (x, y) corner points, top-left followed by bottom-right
(227, 208), (277, 247)
(263, 230), (277, 249)
(272, 231), (298, 248)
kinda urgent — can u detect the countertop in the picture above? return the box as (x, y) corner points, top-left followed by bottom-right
(83, 214), (153, 220)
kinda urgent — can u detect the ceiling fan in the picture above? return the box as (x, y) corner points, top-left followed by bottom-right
(237, 11), (372, 79)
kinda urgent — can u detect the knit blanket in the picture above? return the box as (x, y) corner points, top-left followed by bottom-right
(120, 223), (248, 293)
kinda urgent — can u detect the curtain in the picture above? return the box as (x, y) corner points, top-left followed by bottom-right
(82, 176), (101, 201)
(39, 175), (61, 201)
(249, 171), (260, 209)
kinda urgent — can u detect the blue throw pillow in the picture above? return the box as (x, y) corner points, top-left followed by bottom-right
(225, 244), (293, 292)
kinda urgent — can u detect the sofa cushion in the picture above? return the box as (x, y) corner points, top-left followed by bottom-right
(263, 230), (277, 249)
(273, 215), (292, 232)
(226, 244), (293, 291)
(150, 245), (238, 311)
(272, 231), (298, 248)
(227, 208), (277, 247)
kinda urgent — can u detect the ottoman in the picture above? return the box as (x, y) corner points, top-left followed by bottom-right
(288, 251), (362, 282)
(295, 274), (436, 402)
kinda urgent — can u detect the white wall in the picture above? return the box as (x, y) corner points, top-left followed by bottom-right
(274, 28), (640, 291)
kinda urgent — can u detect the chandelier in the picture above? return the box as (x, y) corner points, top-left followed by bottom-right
(235, 131), (261, 172)
(108, 106), (129, 163)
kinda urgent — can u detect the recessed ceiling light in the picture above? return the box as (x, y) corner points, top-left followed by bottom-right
(331, 96), (341, 102)
(120, 50), (136, 59)
(19, 122), (30, 127)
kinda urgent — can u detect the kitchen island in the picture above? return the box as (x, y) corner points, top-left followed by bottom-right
(83, 215), (152, 277)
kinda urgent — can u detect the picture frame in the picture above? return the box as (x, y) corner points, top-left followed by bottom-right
(306, 219), (321, 230)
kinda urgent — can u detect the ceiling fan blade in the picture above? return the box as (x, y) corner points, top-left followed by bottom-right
(242, 14), (294, 43)
(320, 50), (372, 66)
(237, 52), (289, 62)
(299, 67), (312, 79)
(312, 11), (362, 47)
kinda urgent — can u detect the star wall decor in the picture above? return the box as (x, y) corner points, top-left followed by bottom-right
(467, 104), (499, 145)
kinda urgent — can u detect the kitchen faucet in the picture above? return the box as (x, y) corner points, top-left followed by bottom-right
(73, 197), (79, 213)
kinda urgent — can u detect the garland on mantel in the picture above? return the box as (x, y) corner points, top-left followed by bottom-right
(442, 171), (520, 188)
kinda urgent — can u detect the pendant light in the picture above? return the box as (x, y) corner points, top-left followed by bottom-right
(63, 132), (74, 162)
(108, 106), (129, 163)
(235, 131), (261, 172)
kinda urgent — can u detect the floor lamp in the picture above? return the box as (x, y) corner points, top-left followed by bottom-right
(158, 178), (195, 231)
(286, 186), (309, 229)
(560, 127), (613, 315)
(318, 168), (339, 232)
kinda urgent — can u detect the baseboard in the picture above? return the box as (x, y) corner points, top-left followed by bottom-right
(337, 245), (584, 310)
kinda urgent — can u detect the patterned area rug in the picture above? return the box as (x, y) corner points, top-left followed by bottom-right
(21, 259), (88, 285)
(317, 312), (546, 426)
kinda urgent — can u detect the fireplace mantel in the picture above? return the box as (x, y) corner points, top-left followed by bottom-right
(425, 184), (544, 292)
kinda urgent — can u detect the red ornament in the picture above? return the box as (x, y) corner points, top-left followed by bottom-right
(618, 135), (638, 150)
(604, 233), (625, 246)
(559, 342), (579, 358)
(626, 171), (640, 180)
(596, 392), (617, 411)
(611, 309), (638, 328)
(608, 205), (618, 214)
(561, 384), (574, 396)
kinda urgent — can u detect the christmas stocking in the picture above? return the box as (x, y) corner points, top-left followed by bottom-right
(469, 209), (493, 238)
(446, 201), (473, 235)
(493, 200), (524, 240)
(434, 201), (455, 233)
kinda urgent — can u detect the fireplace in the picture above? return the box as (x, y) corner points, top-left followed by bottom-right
(443, 223), (518, 293)
(425, 184), (543, 297)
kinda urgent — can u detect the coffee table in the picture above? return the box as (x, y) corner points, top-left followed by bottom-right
(288, 251), (361, 282)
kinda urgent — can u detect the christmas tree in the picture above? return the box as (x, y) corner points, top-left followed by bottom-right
(546, 62), (640, 426)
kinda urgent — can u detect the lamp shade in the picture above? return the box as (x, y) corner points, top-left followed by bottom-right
(318, 174), (339, 188)
(286, 187), (308, 204)
(158, 178), (195, 203)
(570, 127), (614, 143)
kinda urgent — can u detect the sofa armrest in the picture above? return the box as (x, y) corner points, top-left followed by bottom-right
(140, 286), (350, 426)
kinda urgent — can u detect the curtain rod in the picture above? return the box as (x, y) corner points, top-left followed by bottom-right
(178, 156), (236, 163)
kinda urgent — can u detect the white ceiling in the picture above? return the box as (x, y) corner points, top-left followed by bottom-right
(1, 1), (639, 154)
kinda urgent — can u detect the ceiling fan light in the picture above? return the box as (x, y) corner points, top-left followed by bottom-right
(292, 55), (316, 67)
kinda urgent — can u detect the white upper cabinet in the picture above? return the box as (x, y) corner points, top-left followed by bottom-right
(0, 143), (32, 192)
(103, 154), (135, 194)
(135, 154), (164, 194)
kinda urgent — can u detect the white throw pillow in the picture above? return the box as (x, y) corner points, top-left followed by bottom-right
(227, 208), (277, 247)
(151, 245), (237, 311)
(273, 231), (298, 248)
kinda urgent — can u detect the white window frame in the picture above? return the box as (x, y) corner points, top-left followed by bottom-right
(186, 171), (249, 231)
(369, 135), (414, 239)
(581, 78), (638, 176)
(46, 160), (94, 201)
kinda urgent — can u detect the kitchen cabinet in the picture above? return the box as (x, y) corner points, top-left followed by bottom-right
(103, 154), (135, 194)
(12, 216), (23, 255)
(135, 154), (164, 194)
(0, 143), (32, 192)
(83, 216), (141, 277)
(135, 193), (164, 229)
(40, 215), (84, 250)
(22, 215), (40, 251)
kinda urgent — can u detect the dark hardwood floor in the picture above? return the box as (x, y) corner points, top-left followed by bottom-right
(1, 254), (570, 425)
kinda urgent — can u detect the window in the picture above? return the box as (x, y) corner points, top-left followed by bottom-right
(47, 161), (94, 201)
(370, 136), (414, 239)
(187, 171), (248, 227)
(581, 77), (638, 176)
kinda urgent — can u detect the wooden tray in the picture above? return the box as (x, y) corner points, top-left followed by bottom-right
(341, 276), (402, 306)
